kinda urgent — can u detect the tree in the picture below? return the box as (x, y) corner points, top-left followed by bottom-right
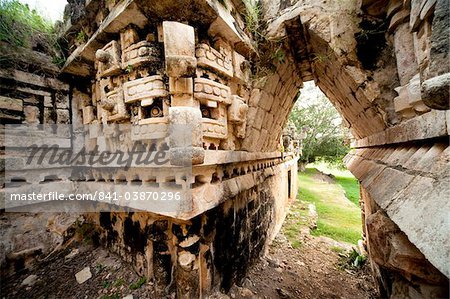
(288, 91), (350, 167)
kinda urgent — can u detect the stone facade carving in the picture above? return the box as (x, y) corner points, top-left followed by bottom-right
(0, 0), (448, 298)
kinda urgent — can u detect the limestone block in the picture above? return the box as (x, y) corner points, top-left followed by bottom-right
(386, 178), (450, 278)
(163, 21), (197, 77)
(168, 106), (204, 164)
(427, 0), (450, 78)
(421, 72), (450, 109)
(100, 88), (129, 122)
(123, 76), (167, 103)
(249, 89), (261, 107)
(43, 108), (55, 124)
(122, 41), (160, 68)
(168, 106), (203, 148)
(393, 23), (419, 85)
(169, 77), (194, 107)
(414, 22), (432, 77)
(196, 43), (233, 78)
(120, 27), (139, 50)
(232, 50), (250, 82)
(259, 91), (273, 112)
(447, 110), (450, 135)
(131, 121), (168, 140)
(57, 109), (70, 124)
(44, 96), (53, 108)
(412, 143), (447, 172)
(0, 96), (23, 112)
(55, 93), (69, 109)
(24, 106), (39, 124)
(406, 74), (430, 113)
(366, 167), (415, 210)
(169, 77), (193, 96)
(394, 86), (415, 119)
(366, 210), (447, 284)
(169, 146), (204, 166)
(228, 96), (248, 124)
(264, 73), (280, 96)
(194, 78), (231, 105)
(82, 106), (95, 125)
(96, 40), (121, 78)
(75, 267), (92, 284)
(202, 118), (228, 140)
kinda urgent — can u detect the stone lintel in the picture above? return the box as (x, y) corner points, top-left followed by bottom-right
(353, 110), (448, 148)
(62, 0), (147, 76)
(0, 69), (69, 91)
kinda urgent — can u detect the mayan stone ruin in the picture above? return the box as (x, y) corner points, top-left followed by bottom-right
(0, 0), (448, 298)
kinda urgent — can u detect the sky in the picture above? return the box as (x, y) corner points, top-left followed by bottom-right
(18, 0), (67, 22)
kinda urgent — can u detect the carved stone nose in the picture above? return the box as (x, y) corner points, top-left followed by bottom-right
(95, 49), (111, 63)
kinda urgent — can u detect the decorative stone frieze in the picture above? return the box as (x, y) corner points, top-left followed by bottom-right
(163, 21), (197, 77)
(196, 43), (233, 78)
(123, 76), (167, 104)
(96, 41), (122, 78)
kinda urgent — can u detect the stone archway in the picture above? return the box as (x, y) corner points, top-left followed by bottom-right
(247, 0), (449, 296)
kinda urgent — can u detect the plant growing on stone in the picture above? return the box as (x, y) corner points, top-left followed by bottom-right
(0, 0), (65, 67)
(242, 0), (286, 79)
(76, 30), (88, 44)
(129, 276), (146, 290)
(337, 248), (367, 270)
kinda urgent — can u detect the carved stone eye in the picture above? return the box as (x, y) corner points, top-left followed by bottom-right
(138, 47), (149, 57)
(201, 107), (211, 118)
(150, 106), (163, 117)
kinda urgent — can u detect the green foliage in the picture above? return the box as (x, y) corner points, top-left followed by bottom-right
(102, 281), (111, 289)
(76, 30), (88, 44)
(0, 0), (64, 65)
(114, 278), (126, 287)
(125, 65), (134, 73)
(337, 248), (367, 270)
(289, 93), (351, 165)
(242, 0), (285, 78)
(129, 277), (146, 290)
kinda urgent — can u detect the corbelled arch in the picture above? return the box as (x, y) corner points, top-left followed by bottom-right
(242, 0), (450, 296)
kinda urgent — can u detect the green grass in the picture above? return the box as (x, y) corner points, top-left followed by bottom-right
(297, 167), (362, 244)
(310, 161), (360, 206)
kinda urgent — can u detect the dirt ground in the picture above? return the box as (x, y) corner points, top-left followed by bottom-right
(1, 243), (158, 299)
(228, 232), (378, 299)
(1, 230), (377, 299)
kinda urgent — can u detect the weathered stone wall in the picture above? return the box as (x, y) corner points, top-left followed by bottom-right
(0, 68), (70, 126)
(86, 164), (295, 297)
(0, 54), (82, 277)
